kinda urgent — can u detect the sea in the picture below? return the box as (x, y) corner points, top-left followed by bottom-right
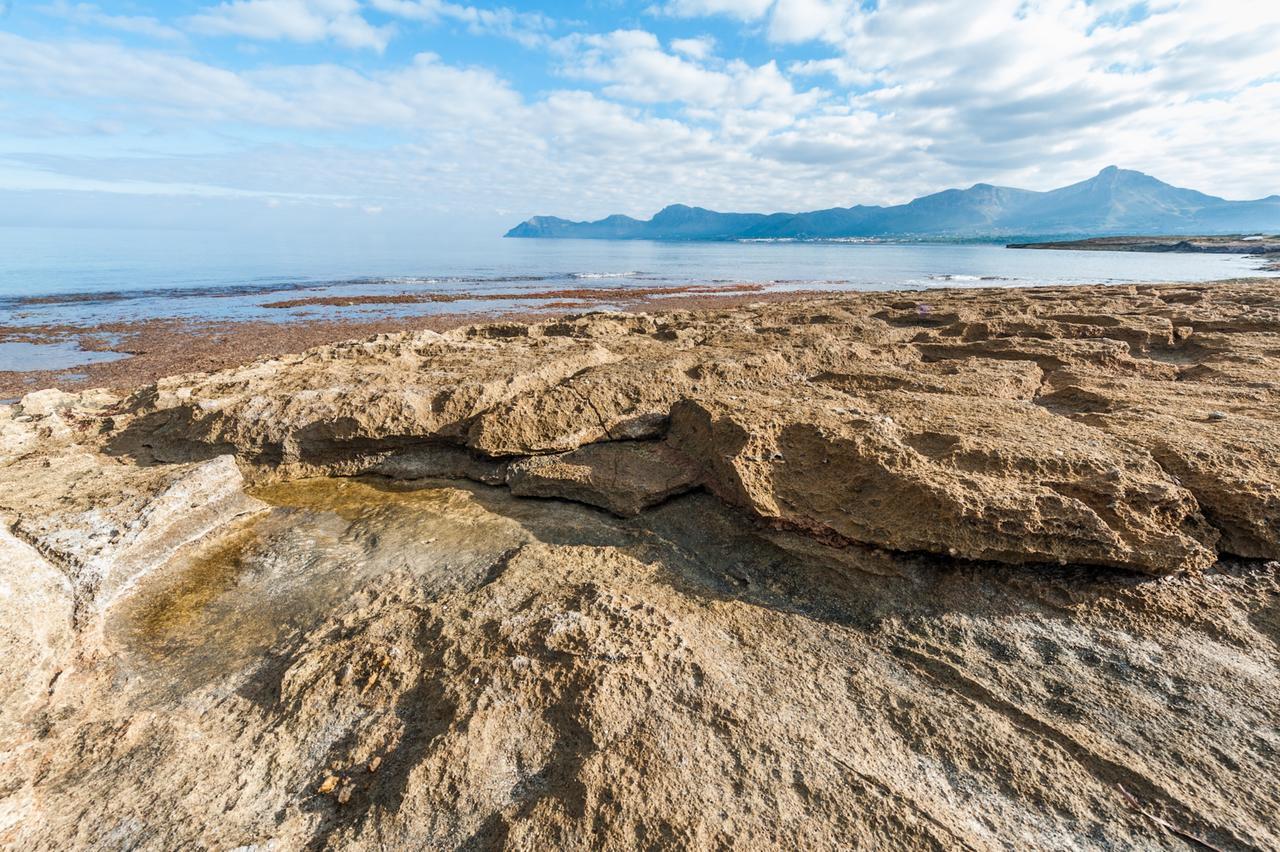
(1, 226), (1274, 372)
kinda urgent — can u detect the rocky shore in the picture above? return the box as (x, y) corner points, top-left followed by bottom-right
(1008, 234), (1280, 255)
(0, 284), (780, 400)
(1, 281), (1278, 849)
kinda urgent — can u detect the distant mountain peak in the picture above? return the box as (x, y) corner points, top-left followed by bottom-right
(1084, 165), (1166, 188)
(505, 168), (1280, 241)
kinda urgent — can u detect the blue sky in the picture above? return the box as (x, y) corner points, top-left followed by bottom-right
(1, 0), (1278, 235)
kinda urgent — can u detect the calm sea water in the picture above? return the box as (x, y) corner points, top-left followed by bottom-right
(1, 227), (1273, 333)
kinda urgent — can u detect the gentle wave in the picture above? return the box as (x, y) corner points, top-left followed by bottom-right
(569, 271), (642, 280)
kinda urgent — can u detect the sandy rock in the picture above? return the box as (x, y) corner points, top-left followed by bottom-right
(1037, 372), (1280, 558)
(8, 282), (1280, 850)
(57, 282), (1280, 574)
(1091, 408), (1277, 558)
(668, 391), (1218, 573)
(367, 444), (508, 485)
(1140, 421), (1280, 557)
(506, 441), (700, 516)
(115, 335), (619, 468)
(0, 527), (74, 740)
(465, 353), (698, 456)
(0, 388), (118, 456)
(2, 454), (267, 614)
(5, 482), (1277, 850)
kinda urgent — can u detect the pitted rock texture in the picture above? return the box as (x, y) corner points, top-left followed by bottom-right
(1, 283), (1280, 851)
(506, 442), (700, 516)
(108, 281), (1280, 573)
(2, 480), (1277, 851)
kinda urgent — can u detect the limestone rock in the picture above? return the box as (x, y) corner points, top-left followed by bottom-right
(367, 444), (508, 485)
(2, 453), (267, 614)
(0, 387), (118, 456)
(0, 527), (74, 740)
(506, 441), (700, 516)
(55, 282), (1280, 572)
(5, 482), (1277, 850)
(668, 392), (1217, 574)
(113, 334), (619, 469)
(5, 279), (1280, 848)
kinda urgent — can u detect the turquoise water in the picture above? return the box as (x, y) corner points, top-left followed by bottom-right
(0, 227), (1273, 331)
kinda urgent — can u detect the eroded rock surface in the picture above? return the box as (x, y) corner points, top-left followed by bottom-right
(0, 528), (73, 742)
(507, 441), (700, 516)
(3, 479), (1277, 851)
(108, 281), (1280, 573)
(0, 391), (266, 620)
(1, 282), (1279, 850)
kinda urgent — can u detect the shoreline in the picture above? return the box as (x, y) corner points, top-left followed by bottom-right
(1008, 234), (1280, 254)
(3, 275), (1276, 400)
(0, 284), (798, 399)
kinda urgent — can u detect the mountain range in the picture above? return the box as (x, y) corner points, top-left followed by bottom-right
(504, 167), (1280, 241)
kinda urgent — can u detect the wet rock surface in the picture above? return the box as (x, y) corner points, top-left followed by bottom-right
(0, 281), (1278, 849)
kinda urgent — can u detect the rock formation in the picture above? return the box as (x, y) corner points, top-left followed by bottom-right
(0, 281), (1277, 849)
(104, 281), (1279, 574)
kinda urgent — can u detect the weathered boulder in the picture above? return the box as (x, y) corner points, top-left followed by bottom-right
(115, 334), (620, 468)
(668, 392), (1218, 574)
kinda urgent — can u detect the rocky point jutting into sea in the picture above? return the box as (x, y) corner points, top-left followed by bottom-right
(1, 280), (1278, 850)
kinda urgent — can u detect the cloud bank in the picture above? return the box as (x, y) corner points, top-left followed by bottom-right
(0, 0), (1276, 229)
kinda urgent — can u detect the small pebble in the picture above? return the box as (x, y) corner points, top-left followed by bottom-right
(317, 775), (339, 795)
(368, 756), (382, 773)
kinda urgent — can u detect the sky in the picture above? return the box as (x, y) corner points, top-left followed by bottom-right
(1, 0), (1278, 236)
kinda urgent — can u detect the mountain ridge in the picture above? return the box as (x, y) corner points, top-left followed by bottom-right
(505, 167), (1280, 240)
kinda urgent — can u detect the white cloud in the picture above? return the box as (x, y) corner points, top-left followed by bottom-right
(557, 29), (822, 118)
(2, 0), (1280, 227)
(188, 0), (393, 51)
(652, 0), (774, 21)
(369, 0), (554, 46)
(0, 32), (530, 136)
(670, 35), (715, 60)
(40, 1), (184, 39)
(0, 160), (342, 200)
(766, 0), (844, 43)
(766, 0), (1280, 192)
